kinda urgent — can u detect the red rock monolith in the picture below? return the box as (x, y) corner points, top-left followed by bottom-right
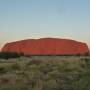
(1, 38), (90, 55)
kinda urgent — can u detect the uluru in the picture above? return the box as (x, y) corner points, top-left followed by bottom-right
(1, 38), (90, 55)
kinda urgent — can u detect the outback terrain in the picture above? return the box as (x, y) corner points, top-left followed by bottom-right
(0, 55), (90, 90)
(0, 38), (90, 90)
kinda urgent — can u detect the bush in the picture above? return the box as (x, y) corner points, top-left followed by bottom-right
(0, 67), (7, 74)
(11, 63), (21, 71)
(28, 59), (42, 65)
(0, 52), (21, 59)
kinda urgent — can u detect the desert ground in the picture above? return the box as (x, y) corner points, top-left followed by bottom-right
(0, 56), (90, 90)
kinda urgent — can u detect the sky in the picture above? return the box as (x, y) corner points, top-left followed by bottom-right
(0, 0), (90, 49)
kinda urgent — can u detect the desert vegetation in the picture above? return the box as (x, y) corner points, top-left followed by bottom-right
(0, 52), (22, 59)
(0, 55), (89, 90)
(0, 51), (89, 59)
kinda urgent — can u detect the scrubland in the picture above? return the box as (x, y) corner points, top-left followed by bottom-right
(0, 56), (90, 90)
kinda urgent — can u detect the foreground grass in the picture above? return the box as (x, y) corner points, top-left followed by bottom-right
(0, 56), (90, 90)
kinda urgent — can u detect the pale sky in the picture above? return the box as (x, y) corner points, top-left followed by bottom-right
(0, 0), (90, 49)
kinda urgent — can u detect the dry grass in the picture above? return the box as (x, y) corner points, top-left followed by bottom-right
(0, 56), (89, 90)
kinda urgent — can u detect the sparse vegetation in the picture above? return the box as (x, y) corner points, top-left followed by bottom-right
(0, 56), (89, 90)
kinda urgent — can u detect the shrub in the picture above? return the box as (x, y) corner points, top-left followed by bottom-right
(0, 67), (7, 74)
(0, 52), (21, 59)
(27, 59), (42, 65)
(11, 63), (21, 71)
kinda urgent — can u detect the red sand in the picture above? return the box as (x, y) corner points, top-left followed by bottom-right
(1, 38), (89, 55)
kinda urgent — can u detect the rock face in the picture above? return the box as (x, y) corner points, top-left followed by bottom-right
(1, 38), (90, 55)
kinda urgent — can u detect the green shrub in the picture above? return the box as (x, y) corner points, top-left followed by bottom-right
(28, 59), (42, 65)
(0, 52), (21, 59)
(0, 67), (7, 74)
(11, 63), (21, 71)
